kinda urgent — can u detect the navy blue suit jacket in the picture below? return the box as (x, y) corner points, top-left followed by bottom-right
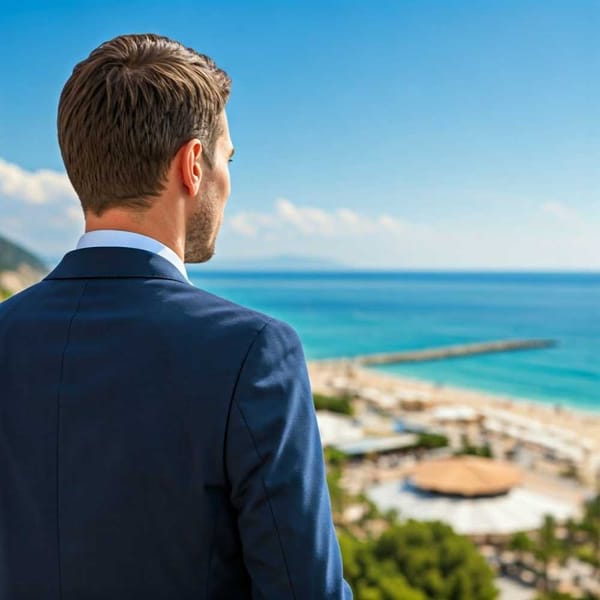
(0, 246), (353, 599)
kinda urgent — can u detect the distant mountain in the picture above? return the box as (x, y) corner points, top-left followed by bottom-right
(0, 234), (48, 297)
(200, 253), (348, 271)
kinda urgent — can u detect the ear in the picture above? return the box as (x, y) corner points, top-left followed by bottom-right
(179, 139), (203, 196)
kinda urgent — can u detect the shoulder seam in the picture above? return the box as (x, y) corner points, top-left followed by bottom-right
(226, 318), (299, 600)
(222, 317), (272, 482)
(230, 400), (298, 599)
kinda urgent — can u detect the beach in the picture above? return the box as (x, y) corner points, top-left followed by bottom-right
(308, 360), (600, 486)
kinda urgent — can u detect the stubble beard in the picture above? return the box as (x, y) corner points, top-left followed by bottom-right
(184, 183), (221, 264)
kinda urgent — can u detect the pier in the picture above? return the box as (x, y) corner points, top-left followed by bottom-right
(319, 339), (557, 366)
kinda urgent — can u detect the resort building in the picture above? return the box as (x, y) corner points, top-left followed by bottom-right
(366, 456), (580, 538)
(315, 410), (419, 458)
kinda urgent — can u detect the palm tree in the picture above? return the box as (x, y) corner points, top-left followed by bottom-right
(509, 531), (533, 567)
(534, 515), (559, 593)
(580, 494), (600, 574)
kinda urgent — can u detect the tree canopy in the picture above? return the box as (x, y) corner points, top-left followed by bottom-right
(339, 521), (498, 599)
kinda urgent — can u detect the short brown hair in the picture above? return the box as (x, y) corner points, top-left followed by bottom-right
(58, 33), (231, 215)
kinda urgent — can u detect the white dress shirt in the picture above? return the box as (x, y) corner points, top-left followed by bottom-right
(76, 230), (190, 283)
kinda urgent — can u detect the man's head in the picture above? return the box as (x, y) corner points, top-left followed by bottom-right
(57, 33), (233, 262)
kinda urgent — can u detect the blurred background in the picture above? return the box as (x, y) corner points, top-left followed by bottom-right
(1, 1), (599, 598)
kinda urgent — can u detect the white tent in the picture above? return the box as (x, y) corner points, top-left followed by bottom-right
(315, 410), (363, 447)
(367, 478), (579, 536)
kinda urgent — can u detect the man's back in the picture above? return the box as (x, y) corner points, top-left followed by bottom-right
(0, 246), (352, 599)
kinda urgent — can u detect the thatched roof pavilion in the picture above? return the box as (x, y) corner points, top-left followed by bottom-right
(410, 456), (522, 497)
(367, 455), (579, 536)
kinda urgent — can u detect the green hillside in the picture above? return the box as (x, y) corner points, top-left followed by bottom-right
(0, 234), (46, 272)
(0, 234), (47, 298)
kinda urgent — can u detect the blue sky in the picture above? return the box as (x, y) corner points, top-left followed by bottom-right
(0, 0), (598, 269)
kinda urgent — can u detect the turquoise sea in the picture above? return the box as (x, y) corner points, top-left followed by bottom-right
(188, 270), (600, 412)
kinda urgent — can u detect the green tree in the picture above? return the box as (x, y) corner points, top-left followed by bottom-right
(559, 517), (580, 566)
(415, 432), (448, 449)
(579, 494), (600, 573)
(323, 446), (351, 520)
(508, 531), (533, 566)
(534, 515), (560, 593)
(455, 433), (493, 458)
(313, 392), (354, 416)
(378, 575), (427, 600)
(326, 464), (347, 518)
(339, 532), (428, 600)
(324, 446), (348, 468)
(340, 520), (498, 599)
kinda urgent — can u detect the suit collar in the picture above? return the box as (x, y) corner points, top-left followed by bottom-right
(44, 246), (191, 285)
(75, 229), (189, 282)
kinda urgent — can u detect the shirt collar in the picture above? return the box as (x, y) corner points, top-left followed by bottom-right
(75, 230), (190, 283)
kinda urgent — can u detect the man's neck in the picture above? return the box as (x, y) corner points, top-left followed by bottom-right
(84, 205), (185, 261)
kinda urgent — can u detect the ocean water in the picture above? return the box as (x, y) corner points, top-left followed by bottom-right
(188, 270), (600, 412)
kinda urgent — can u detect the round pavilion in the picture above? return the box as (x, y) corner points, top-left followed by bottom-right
(410, 455), (522, 497)
(367, 455), (579, 536)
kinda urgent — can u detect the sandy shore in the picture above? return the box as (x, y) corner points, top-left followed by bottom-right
(308, 361), (600, 481)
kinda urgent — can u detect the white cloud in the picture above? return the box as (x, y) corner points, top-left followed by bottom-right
(229, 213), (258, 237)
(229, 212), (277, 237)
(336, 208), (360, 226)
(0, 157), (81, 260)
(228, 198), (429, 239)
(276, 198), (335, 235)
(540, 201), (585, 227)
(378, 215), (407, 235)
(0, 158), (76, 204)
(220, 196), (600, 269)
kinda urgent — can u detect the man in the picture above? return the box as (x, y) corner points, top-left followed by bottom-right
(0, 33), (352, 599)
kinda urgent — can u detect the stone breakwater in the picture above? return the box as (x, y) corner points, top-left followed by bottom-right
(318, 338), (557, 366)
